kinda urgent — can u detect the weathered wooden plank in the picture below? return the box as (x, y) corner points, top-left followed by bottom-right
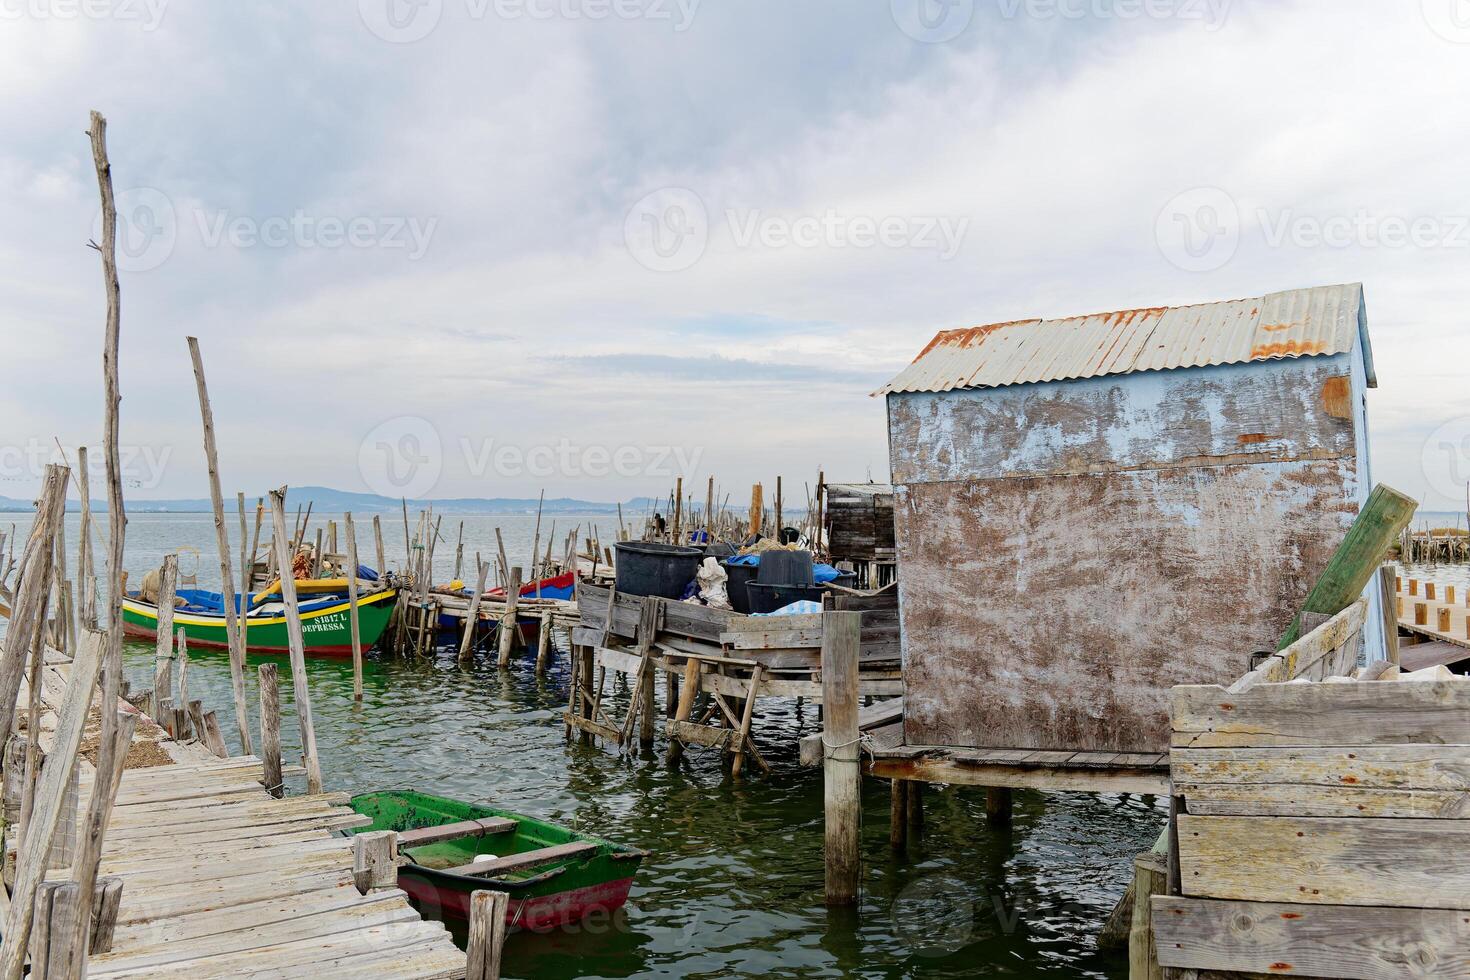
(1178, 813), (1470, 908)
(443, 840), (598, 878)
(1152, 896), (1470, 979)
(1177, 782), (1469, 818)
(867, 755), (1168, 795)
(1172, 680), (1470, 748)
(1229, 600), (1367, 691)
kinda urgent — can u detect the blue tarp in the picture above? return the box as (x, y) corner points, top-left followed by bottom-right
(174, 588), (344, 616)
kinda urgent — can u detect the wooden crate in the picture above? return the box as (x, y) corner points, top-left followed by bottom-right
(1156, 608), (1470, 979)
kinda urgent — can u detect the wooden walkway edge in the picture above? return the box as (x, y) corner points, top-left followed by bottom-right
(15, 659), (465, 979)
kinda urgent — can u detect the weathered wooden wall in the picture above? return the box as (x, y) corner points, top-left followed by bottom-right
(890, 355), (1362, 754)
(826, 485), (895, 561)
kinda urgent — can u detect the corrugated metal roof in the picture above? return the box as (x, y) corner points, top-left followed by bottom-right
(876, 283), (1373, 395)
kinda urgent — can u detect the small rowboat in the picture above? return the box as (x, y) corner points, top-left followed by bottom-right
(121, 587), (396, 658)
(349, 791), (646, 929)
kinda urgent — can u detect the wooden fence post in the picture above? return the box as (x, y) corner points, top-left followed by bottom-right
(459, 559), (489, 665)
(821, 609), (862, 905)
(497, 567), (523, 668)
(466, 889), (510, 980)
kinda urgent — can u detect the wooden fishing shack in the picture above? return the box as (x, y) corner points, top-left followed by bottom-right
(875, 283), (1381, 762)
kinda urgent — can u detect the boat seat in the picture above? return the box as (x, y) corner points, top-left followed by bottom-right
(443, 840), (599, 878)
(398, 816), (517, 848)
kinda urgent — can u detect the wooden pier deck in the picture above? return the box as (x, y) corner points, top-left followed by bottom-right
(1393, 571), (1470, 669)
(15, 658), (465, 979)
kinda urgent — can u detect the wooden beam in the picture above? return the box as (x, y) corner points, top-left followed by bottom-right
(822, 609), (862, 905)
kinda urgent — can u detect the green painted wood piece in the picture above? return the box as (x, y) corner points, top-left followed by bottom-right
(1276, 483), (1417, 650)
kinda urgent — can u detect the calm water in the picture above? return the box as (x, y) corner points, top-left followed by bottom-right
(3, 511), (1161, 979)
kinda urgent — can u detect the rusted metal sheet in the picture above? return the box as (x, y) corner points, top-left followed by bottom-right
(889, 357), (1355, 484)
(895, 458), (1360, 754)
(876, 283), (1369, 395)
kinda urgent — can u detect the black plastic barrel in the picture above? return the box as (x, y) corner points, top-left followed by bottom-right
(614, 541), (703, 599)
(746, 582), (825, 614)
(721, 560), (759, 614)
(757, 550), (814, 586)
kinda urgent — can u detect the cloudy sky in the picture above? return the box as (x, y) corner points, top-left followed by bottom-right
(3, 0), (1470, 510)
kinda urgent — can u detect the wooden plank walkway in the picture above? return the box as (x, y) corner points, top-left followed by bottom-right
(20, 659), (466, 979)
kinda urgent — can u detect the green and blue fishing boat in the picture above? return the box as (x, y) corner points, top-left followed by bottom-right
(121, 583), (396, 658)
(349, 790), (647, 929)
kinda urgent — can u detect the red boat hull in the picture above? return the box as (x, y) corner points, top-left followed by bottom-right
(396, 870), (636, 931)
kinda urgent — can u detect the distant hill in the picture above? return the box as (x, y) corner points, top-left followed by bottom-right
(0, 486), (662, 515)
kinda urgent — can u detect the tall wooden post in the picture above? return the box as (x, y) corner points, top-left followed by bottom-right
(373, 514), (386, 581)
(152, 555), (178, 713)
(186, 336), (253, 755)
(76, 446), (97, 629)
(345, 512), (364, 701)
(821, 610), (862, 905)
(237, 492), (252, 656)
(268, 488), (323, 794)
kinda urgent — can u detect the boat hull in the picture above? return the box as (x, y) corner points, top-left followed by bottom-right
(349, 790), (645, 930)
(121, 590), (396, 658)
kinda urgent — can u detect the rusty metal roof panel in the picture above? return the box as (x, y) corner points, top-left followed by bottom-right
(877, 283), (1369, 395)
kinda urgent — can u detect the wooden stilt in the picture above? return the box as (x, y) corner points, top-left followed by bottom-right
(821, 610), (862, 906)
(985, 787), (1013, 828)
(152, 554), (178, 712)
(535, 609), (553, 674)
(497, 567), (522, 668)
(460, 558), (489, 665)
(889, 779), (908, 851)
(259, 663), (283, 798)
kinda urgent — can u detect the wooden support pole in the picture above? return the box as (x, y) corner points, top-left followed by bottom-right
(0, 630), (103, 980)
(187, 335), (253, 756)
(1378, 565), (1400, 666)
(1415, 602), (1428, 626)
(352, 830), (398, 894)
(259, 662), (283, 798)
(535, 609), (553, 674)
(889, 779), (908, 850)
(176, 627), (192, 740)
(268, 488), (324, 795)
(61, 708), (137, 977)
(466, 889), (510, 980)
(1439, 606), (1452, 633)
(237, 491), (252, 655)
(1409, 578), (1420, 596)
(907, 780), (924, 832)
(821, 609), (862, 905)
(1427, 581), (1438, 601)
(152, 554), (177, 712)
(0, 465), (67, 744)
(1128, 852), (1167, 980)
(497, 566), (522, 668)
(89, 876), (124, 955)
(985, 787), (1013, 828)
(76, 446), (97, 630)
(373, 514), (386, 582)
(345, 512), (364, 701)
(667, 657), (702, 765)
(460, 558), (489, 665)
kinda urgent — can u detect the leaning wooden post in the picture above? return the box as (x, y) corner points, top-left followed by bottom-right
(373, 514), (386, 581)
(0, 464), (67, 746)
(0, 630), (103, 980)
(268, 487), (324, 794)
(821, 609), (862, 905)
(187, 336), (253, 756)
(60, 708), (137, 977)
(352, 830), (398, 894)
(258, 663), (284, 798)
(1276, 483), (1418, 649)
(459, 558), (490, 665)
(467, 889), (511, 980)
(152, 554), (178, 712)
(238, 491), (252, 655)
(345, 512), (364, 701)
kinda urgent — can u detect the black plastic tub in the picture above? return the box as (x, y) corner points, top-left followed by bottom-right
(745, 581), (825, 615)
(721, 561), (759, 614)
(825, 571), (858, 590)
(614, 541), (704, 599)
(757, 550), (814, 586)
